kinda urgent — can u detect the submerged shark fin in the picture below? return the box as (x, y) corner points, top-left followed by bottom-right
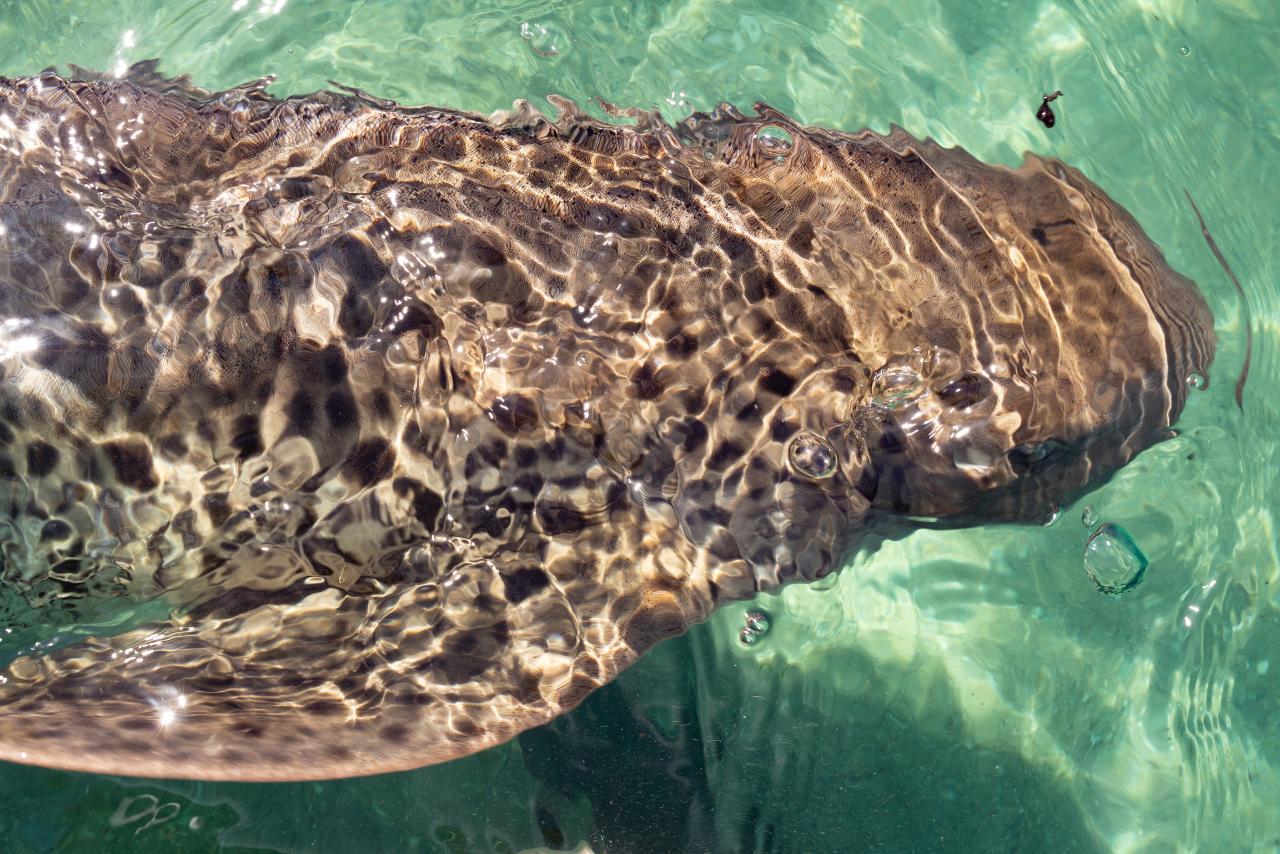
(0, 520), (715, 781)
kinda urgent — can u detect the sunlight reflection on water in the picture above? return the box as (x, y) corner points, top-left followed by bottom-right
(0, 0), (1275, 851)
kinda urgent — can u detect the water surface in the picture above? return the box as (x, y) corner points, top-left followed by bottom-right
(0, 0), (1277, 851)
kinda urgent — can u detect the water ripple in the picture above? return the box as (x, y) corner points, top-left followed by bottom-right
(0, 0), (1275, 850)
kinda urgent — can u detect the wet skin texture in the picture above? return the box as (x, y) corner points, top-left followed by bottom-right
(0, 65), (1213, 780)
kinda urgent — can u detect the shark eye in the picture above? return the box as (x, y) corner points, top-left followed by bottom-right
(787, 432), (837, 479)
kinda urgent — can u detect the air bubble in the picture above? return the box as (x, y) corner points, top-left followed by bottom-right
(739, 609), (772, 646)
(1081, 504), (1099, 529)
(1179, 45), (1191, 56)
(870, 365), (927, 409)
(787, 432), (837, 479)
(520, 21), (564, 58)
(1187, 372), (1206, 390)
(1083, 523), (1148, 595)
(228, 98), (251, 131)
(754, 124), (794, 158)
(1042, 505), (1062, 527)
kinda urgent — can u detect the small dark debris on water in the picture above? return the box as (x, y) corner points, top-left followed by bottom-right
(1036, 91), (1064, 128)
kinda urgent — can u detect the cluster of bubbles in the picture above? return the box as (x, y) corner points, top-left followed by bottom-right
(738, 609), (772, 646)
(1069, 363), (1211, 595)
(1043, 502), (1150, 595)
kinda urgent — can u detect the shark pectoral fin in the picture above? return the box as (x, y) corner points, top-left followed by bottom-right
(0, 593), (528, 781)
(0, 530), (715, 781)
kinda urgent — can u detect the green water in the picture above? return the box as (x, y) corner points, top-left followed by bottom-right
(0, 0), (1277, 851)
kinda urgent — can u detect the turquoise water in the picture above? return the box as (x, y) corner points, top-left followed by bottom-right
(0, 0), (1277, 851)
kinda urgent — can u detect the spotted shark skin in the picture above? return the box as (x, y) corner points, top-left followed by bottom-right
(0, 64), (1213, 780)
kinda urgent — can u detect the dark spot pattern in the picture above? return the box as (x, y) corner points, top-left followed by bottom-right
(101, 439), (158, 491)
(25, 442), (59, 477)
(0, 67), (1215, 786)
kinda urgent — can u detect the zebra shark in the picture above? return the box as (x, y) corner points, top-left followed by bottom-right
(0, 64), (1213, 780)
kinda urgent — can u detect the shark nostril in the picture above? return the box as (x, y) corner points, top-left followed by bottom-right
(787, 431), (837, 479)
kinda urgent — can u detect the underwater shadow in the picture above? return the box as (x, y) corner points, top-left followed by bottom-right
(520, 622), (1109, 854)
